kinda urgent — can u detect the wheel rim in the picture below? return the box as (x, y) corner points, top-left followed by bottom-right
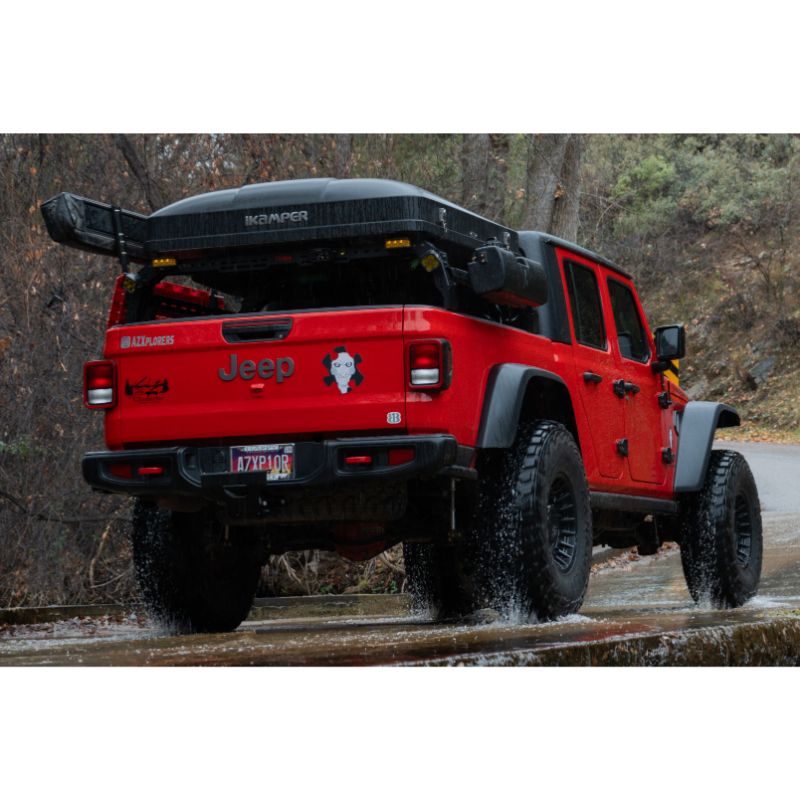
(734, 493), (753, 568)
(547, 476), (578, 572)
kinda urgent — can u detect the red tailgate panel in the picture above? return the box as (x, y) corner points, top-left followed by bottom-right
(103, 308), (406, 448)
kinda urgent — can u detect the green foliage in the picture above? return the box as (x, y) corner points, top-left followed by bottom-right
(609, 154), (676, 237)
(614, 154), (676, 201)
(0, 436), (38, 456)
(589, 134), (800, 244)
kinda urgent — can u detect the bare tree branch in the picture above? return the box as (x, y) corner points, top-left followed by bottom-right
(114, 134), (166, 211)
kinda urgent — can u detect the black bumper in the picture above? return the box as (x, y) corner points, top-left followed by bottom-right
(83, 435), (464, 500)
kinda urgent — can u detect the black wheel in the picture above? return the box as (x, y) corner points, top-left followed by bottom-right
(476, 420), (593, 620)
(680, 450), (762, 608)
(132, 500), (261, 633)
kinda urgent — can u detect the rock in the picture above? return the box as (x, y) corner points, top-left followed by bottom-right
(707, 360), (727, 377)
(686, 377), (710, 400)
(462, 607), (502, 626)
(745, 357), (775, 389)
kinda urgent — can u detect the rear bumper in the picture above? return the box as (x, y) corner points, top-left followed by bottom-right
(83, 434), (465, 500)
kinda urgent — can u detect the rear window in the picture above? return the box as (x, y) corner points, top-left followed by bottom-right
(121, 247), (539, 333)
(127, 253), (444, 322)
(564, 260), (606, 349)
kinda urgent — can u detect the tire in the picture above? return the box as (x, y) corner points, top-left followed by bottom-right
(476, 420), (593, 620)
(132, 500), (262, 634)
(680, 450), (762, 608)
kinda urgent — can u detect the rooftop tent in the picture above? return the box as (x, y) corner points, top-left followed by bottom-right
(41, 177), (520, 263)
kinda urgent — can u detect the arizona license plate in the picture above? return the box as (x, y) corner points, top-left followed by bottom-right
(230, 444), (294, 481)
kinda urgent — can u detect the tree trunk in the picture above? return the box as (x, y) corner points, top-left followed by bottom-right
(460, 134), (511, 222)
(550, 134), (584, 241)
(114, 134), (166, 212)
(520, 134), (570, 232)
(333, 134), (353, 177)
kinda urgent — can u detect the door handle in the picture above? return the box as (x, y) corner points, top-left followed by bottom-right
(613, 379), (640, 397)
(582, 371), (603, 384)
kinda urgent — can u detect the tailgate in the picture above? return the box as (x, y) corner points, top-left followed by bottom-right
(104, 308), (407, 447)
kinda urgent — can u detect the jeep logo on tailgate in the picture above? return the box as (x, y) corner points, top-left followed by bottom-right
(219, 354), (295, 382)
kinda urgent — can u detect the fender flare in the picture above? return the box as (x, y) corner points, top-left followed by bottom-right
(674, 401), (741, 492)
(476, 363), (571, 449)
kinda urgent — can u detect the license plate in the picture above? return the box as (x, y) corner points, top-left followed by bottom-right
(230, 444), (294, 481)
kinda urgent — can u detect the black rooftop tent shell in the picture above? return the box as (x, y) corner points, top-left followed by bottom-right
(147, 178), (519, 255)
(41, 178), (520, 263)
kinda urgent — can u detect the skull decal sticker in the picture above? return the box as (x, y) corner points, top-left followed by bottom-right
(323, 346), (364, 394)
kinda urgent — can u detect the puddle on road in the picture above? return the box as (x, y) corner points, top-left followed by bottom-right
(0, 613), (159, 658)
(2, 504), (798, 666)
(1, 598), (797, 665)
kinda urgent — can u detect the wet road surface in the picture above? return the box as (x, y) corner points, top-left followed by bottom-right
(2, 441), (799, 666)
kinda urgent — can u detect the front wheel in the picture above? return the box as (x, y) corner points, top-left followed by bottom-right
(680, 450), (762, 608)
(132, 500), (262, 633)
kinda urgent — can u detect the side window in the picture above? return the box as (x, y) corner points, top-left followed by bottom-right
(564, 260), (606, 349)
(607, 279), (650, 362)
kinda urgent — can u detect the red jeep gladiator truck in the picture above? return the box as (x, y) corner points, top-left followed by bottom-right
(41, 178), (762, 632)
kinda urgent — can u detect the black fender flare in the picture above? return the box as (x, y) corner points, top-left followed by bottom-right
(476, 363), (572, 449)
(674, 401), (741, 492)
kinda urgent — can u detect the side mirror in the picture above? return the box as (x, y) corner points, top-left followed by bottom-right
(468, 245), (548, 308)
(654, 324), (686, 361)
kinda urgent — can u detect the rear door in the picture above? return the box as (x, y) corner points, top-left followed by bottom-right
(105, 307), (407, 447)
(557, 248), (625, 481)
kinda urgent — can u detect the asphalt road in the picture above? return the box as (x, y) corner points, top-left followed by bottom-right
(2, 441), (799, 666)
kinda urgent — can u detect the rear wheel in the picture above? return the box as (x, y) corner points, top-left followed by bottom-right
(680, 450), (762, 608)
(132, 500), (261, 633)
(476, 420), (593, 620)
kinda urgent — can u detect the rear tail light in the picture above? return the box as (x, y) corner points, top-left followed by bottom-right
(408, 339), (451, 390)
(84, 360), (116, 408)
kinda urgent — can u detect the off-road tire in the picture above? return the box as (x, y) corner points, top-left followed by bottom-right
(680, 450), (762, 608)
(132, 499), (261, 633)
(476, 420), (593, 620)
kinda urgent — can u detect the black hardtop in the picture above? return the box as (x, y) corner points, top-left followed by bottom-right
(518, 231), (632, 280)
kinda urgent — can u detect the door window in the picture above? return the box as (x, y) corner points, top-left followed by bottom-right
(607, 279), (650, 362)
